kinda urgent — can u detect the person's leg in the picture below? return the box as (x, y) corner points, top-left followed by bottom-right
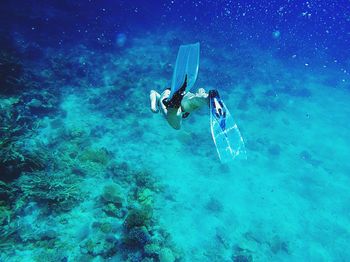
(159, 89), (183, 129)
(149, 90), (160, 113)
(166, 107), (182, 129)
(181, 88), (209, 113)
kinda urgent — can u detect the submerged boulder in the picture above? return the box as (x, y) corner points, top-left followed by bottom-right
(123, 226), (151, 247)
(124, 207), (153, 229)
(101, 183), (125, 206)
(159, 248), (175, 262)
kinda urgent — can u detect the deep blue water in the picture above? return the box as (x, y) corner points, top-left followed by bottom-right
(1, 1), (350, 261)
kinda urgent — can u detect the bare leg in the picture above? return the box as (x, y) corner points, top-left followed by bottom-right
(166, 107), (183, 130)
(181, 88), (209, 113)
(151, 89), (183, 130)
(158, 89), (183, 129)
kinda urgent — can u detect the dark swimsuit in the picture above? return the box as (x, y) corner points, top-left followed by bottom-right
(160, 87), (190, 119)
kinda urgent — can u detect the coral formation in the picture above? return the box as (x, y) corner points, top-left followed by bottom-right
(14, 172), (84, 212)
(78, 147), (111, 165)
(101, 183), (125, 207)
(0, 100), (48, 182)
(124, 206), (153, 230)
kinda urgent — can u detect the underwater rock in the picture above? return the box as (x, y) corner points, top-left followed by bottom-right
(134, 170), (158, 190)
(39, 229), (57, 241)
(232, 245), (253, 262)
(103, 203), (127, 218)
(80, 236), (118, 258)
(144, 243), (161, 256)
(75, 254), (95, 262)
(205, 197), (223, 213)
(124, 207), (153, 229)
(99, 222), (113, 234)
(141, 258), (155, 262)
(124, 226), (151, 246)
(269, 236), (289, 254)
(300, 150), (322, 167)
(233, 255), (253, 262)
(159, 247), (175, 262)
(78, 147), (111, 165)
(101, 183), (125, 206)
(268, 144), (281, 156)
(126, 252), (143, 262)
(65, 126), (89, 140)
(119, 161), (129, 172)
(27, 98), (42, 108)
(137, 188), (154, 207)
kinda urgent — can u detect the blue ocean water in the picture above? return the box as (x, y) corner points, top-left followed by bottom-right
(0, 0), (349, 261)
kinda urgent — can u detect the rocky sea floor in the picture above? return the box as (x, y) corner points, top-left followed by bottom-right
(1, 29), (350, 261)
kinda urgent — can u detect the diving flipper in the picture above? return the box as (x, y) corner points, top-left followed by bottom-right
(209, 90), (246, 162)
(169, 43), (200, 100)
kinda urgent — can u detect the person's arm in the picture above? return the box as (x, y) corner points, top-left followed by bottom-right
(149, 90), (160, 113)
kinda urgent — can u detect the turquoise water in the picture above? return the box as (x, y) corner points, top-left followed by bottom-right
(1, 1), (350, 261)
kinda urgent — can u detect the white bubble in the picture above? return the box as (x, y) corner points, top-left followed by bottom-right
(272, 30), (281, 39)
(116, 33), (127, 47)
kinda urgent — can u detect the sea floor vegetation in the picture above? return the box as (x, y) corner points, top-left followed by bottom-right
(1, 27), (349, 261)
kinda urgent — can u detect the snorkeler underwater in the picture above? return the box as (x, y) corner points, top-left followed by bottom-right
(0, 0), (349, 261)
(150, 42), (246, 162)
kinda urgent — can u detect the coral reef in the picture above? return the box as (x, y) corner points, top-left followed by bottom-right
(101, 183), (125, 206)
(0, 99), (48, 182)
(14, 171), (84, 213)
(78, 147), (112, 165)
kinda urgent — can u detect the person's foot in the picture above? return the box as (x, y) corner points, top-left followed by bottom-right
(208, 89), (220, 99)
(197, 88), (209, 98)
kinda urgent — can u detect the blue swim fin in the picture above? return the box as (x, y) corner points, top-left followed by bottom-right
(209, 90), (246, 162)
(169, 43), (200, 100)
